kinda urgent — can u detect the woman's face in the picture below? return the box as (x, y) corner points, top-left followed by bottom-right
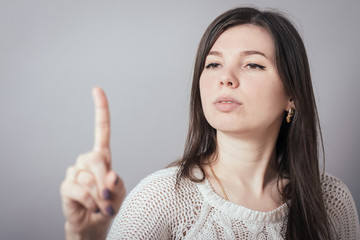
(199, 24), (291, 137)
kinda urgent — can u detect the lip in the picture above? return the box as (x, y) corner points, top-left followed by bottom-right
(213, 96), (242, 112)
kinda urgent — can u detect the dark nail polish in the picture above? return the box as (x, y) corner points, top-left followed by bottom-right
(114, 175), (119, 185)
(103, 189), (111, 200)
(94, 208), (100, 213)
(106, 205), (114, 216)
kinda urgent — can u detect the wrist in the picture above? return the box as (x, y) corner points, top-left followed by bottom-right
(65, 222), (107, 240)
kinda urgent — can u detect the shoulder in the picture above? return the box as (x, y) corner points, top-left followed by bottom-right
(320, 173), (360, 239)
(320, 172), (355, 208)
(135, 166), (179, 188)
(320, 172), (354, 213)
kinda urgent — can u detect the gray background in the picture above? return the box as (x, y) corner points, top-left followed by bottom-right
(1, 0), (359, 239)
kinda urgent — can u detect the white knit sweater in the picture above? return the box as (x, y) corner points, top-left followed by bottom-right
(107, 167), (360, 239)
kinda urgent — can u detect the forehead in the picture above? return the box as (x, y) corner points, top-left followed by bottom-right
(210, 24), (275, 59)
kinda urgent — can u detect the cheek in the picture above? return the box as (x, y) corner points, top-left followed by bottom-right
(199, 76), (216, 124)
(199, 76), (212, 101)
(243, 74), (288, 111)
(254, 83), (288, 111)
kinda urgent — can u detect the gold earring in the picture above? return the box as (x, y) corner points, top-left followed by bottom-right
(286, 107), (295, 123)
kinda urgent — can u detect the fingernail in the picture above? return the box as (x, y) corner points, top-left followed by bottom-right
(106, 205), (114, 216)
(114, 175), (119, 185)
(94, 208), (100, 213)
(103, 189), (111, 200)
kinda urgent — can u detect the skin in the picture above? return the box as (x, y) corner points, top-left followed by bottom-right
(60, 24), (294, 238)
(200, 24), (293, 211)
(60, 87), (125, 240)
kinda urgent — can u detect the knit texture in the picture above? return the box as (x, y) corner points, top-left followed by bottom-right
(107, 167), (360, 239)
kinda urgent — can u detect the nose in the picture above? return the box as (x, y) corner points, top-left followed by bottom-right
(219, 69), (239, 88)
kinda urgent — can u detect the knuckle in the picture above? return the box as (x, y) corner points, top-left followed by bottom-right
(116, 177), (125, 189)
(60, 180), (70, 196)
(113, 179), (126, 197)
(76, 152), (97, 166)
(79, 172), (95, 186)
(79, 191), (90, 202)
(93, 157), (104, 165)
(92, 152), (106, 164)
(84, 176), (94, 186)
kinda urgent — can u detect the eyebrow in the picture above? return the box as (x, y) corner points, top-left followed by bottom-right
(242, 50), (268, 59)
(207, 51), (223, 57)
(207, 50), (268, 59)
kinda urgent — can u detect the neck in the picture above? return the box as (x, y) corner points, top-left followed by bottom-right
(212, 130), (279, 194)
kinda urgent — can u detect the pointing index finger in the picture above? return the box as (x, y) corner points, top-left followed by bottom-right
(92, 87), (110, 151)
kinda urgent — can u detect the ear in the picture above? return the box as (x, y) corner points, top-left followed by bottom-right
(285, 98), (295, 111)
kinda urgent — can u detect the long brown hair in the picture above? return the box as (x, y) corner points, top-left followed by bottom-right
(176, 7), (334, 240)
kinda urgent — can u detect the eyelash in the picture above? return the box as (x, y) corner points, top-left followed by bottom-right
(205, 63), (266, 70)
(246, 63), (266, 70)
(205, 63), (221, 69)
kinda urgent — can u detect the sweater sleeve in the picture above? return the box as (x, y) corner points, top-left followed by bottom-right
(322, 173), (360, 240)
(106, 169), (177, 240)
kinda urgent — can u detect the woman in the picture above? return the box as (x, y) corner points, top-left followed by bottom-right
(60, 7), (360, 239)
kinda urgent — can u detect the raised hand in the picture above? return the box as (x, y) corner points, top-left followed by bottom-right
(60, 87), (125, 240)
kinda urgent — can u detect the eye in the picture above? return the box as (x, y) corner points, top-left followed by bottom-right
(205, 63), (222, 69)
(246, 63), (266, 70)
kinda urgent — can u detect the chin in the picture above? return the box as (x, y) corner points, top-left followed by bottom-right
(208, 121), (249, 135)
